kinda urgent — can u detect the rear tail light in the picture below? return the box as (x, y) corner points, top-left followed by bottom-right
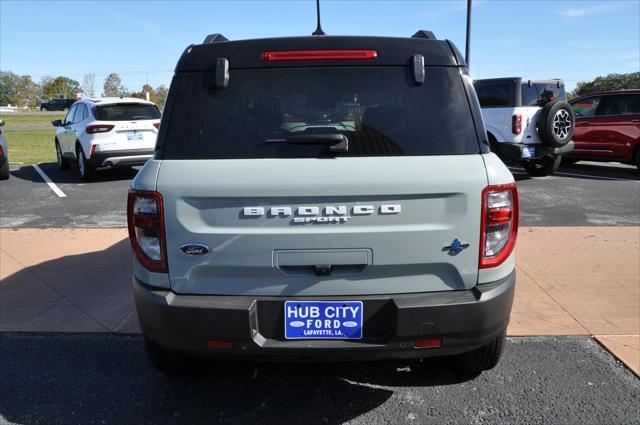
(86, 124), (114, 134)
(512, 114), (522, 135)
(261, 49), (378, 62)
(0, 145), (3, 156)
(153, 122), (160, 129)
(127, 190), (167, 273)
(90, 144), (96, 155)
(480, 183), (519, 269)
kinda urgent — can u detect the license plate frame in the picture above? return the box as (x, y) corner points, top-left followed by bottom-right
(284, 301), (363, 340)
(522, 146), (536, 159)
(127, 131), (143, 141)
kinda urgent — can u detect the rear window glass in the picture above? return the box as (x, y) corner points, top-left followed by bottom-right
(521, 83), (566, 107)
(161, 67), (479, 159)
(474, 82), (514, 107)
(96, 103), (160, 121)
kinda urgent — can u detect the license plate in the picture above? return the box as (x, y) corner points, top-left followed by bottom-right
(127, 132), (143, 141)
(284, 301), (363, 340)
(522, 146), (536, 159)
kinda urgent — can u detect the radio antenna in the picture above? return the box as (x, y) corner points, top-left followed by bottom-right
(312, 0), (326, 35)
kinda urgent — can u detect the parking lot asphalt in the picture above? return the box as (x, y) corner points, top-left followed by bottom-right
(0, 334), (638, 425)
(1, 160), (639, 228)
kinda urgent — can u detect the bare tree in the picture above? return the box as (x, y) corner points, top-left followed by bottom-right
(82, 73), (96, 97)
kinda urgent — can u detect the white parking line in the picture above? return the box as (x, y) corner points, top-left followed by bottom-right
(508, 167), (638, 182)
(32, 164), (67, 198)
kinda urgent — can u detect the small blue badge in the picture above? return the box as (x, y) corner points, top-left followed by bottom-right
(444, 238), (470, 256)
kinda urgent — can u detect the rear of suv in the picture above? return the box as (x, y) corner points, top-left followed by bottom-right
(53, 97), (161, 180)
(129, 31), (518, 375)
(474, 78), (575, 176)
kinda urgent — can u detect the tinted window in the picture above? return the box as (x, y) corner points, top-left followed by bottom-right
(74, 104), (87, 123)
(474, 82), (514, 107)
(162, 67), (479, 159)
(521, 83), (566, 107)
(96, 103), (160, 121)
(598, 94), (640, 116)
(64, 105), (77, 125)
(571, 96), (602, 117)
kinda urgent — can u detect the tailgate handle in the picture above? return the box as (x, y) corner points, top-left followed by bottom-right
(275, 249), (372, 277)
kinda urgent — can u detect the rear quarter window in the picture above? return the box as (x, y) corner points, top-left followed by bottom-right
(161, 66), (480, 159)
(474, 82), (515, 107)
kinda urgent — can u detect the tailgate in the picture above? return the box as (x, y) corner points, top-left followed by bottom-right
(157, 156), (488, 296)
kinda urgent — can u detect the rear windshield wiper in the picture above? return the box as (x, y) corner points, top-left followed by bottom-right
(266, 134), (348, 153)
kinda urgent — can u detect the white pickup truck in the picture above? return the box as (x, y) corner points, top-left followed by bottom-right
(474, 78), (575, 176)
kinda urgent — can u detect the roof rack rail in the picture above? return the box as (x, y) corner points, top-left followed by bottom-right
(412, 30), (437, 40)
(203, 33), (229, 44)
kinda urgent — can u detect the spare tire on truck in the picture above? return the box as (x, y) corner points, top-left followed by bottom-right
(537, 101), (574, 148)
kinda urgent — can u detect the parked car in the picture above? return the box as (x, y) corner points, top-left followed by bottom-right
(0, 120), (8, 180)
(566, 90), (640, 170)
(474, 77), (575, 176)
(52, 97), (161, 181)
(129, 30), (518, 375)
(40, 98), (76, 111)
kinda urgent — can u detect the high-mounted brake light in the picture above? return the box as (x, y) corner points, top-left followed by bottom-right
(479, 183), (519, 269)
(512, 114), (522, 135)
(261, 49), (378, 62)
(86, 124), (114, 134)
(127, 190), (167, 273)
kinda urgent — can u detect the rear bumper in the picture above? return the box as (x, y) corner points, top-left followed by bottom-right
(87, 149), (153, 168)
(133, 270), (515, 361)
(499, 141), (574, 163)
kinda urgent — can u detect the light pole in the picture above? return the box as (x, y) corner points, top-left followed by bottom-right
(465, 0), (472, 67)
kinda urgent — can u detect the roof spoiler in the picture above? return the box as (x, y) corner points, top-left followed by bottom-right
(203, 33), (229, 44)
(411, 30), (437, 40)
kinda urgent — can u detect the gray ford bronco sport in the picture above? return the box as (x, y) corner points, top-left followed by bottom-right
(128, 30), (519, 375)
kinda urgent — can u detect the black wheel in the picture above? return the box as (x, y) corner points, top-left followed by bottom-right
(0, 160), (9, 180)
(144, 335), (201, 375)
(452, 331), (506, 374)
(521, 154), (561, 177)
(538, 101), (574, 148)
(77, 145), (95, 181)
(55, 140), (70, 170)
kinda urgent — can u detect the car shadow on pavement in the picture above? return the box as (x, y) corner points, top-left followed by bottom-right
(10, 162), (139, 184)
(0, 240), (477, 425)
(559, 161), (640, 181)
(0, 332), (474, 425)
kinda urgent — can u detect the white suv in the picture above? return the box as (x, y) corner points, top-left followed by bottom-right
(53, 97), (161, 180)
(474, 78), (575, 177)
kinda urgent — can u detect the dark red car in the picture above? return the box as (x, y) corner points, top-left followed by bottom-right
(567, 90), (640, 170)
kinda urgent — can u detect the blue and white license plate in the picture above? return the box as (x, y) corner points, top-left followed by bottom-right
(522, 146), (536, 159)
(127, 132), (143, 141)
(284, 301), (363, 340)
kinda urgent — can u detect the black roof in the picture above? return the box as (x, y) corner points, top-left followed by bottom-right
(175, 35), (465, 72)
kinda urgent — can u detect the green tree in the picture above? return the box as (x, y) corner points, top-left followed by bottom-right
(41, 76), (80, 99)
(154, 85), (169, 110)
(103, 73), (125, 97)
(571, 72), (640, 98)
(0, 71), (19, 105)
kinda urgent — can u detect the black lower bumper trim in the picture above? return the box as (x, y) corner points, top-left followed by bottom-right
(499, 141), (575, 163)
(87, 149), (153, 167)
(133, 271), (516, 361)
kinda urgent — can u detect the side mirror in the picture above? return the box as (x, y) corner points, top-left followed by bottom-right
(52, 119), (63, 127)
(0, 120), (4, 127)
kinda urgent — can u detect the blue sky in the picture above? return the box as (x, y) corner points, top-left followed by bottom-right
(1, 0), (638, 93)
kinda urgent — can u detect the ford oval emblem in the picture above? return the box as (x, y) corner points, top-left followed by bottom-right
(290, 321), (305, 328)
(179, 244), (210, 256)
(343, 321), (358, 328)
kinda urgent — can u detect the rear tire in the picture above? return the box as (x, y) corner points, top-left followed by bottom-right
(144, 335), (201, 375)
(77, 145), (95, 181)
(452, 331), (506, 374)
(521, 154), (561, 177)
(0, 160), (9, 180)
(56, 141), (70, 170)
